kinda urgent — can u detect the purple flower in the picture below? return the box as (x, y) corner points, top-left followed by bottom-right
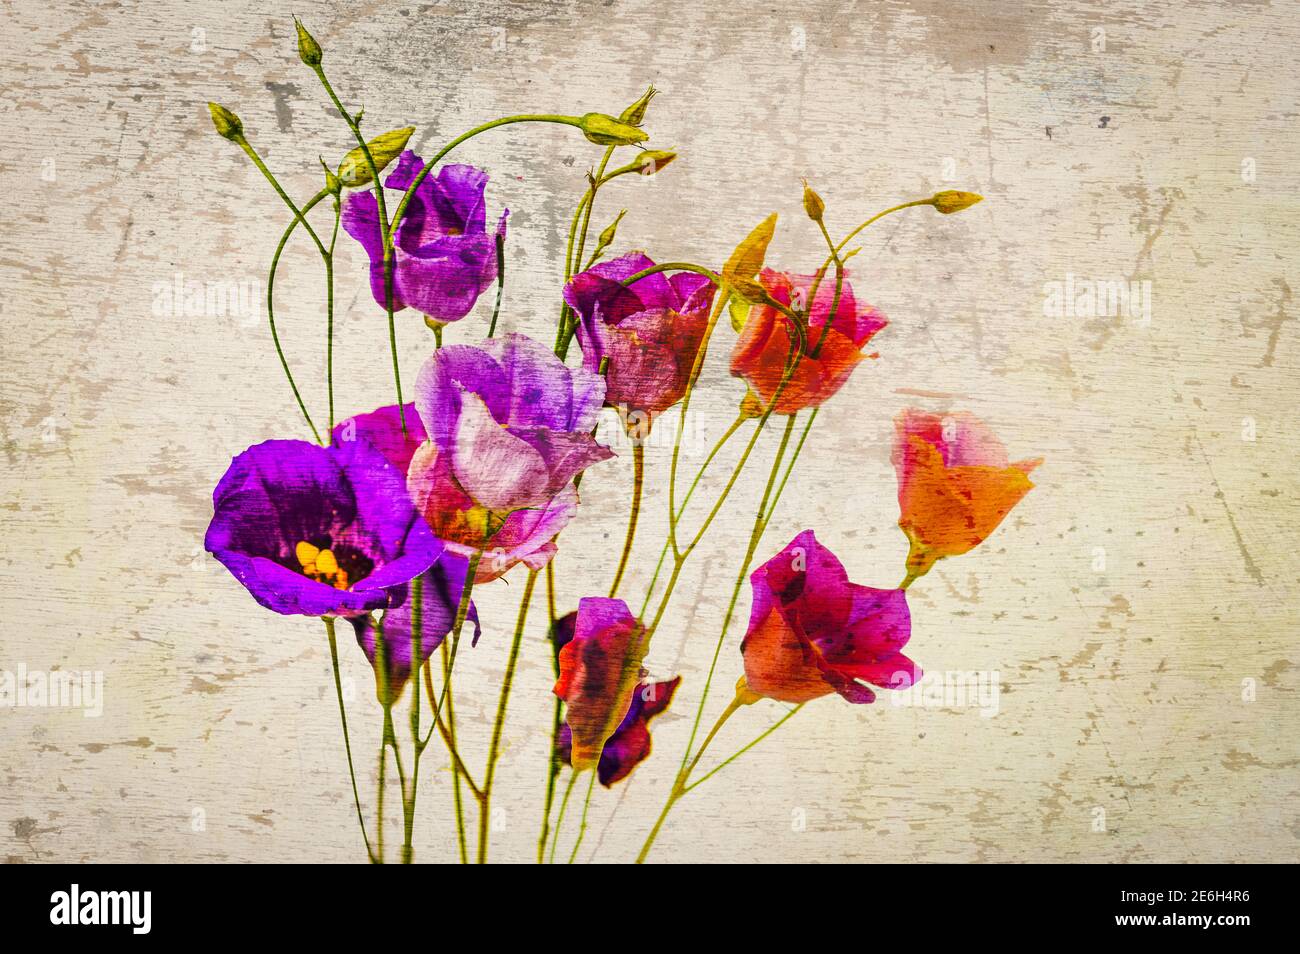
(342, 151), (508, 323)
(205, 439), (442, 617)
(563, 252), (716, 426)
(351, 552), (480, 704)
(408, 333), (614, 581)
(742, 530), (919, 704)
(552, 609), (681, 786)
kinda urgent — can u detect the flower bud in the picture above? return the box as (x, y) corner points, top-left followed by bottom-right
(207, 102), (243, 141)
(802, 179), (825, 222)
(931, 190), (983, 214)
(294, 18), (323, 68)
(336, 126), (415, 188)
(632, 148), (676, 175)
(722, 213), (777, 285)
(319, 157), (341, 195)
(590, 209), (627, 260)
(619, 85), (657, 125)
(578, 113), (648, 147)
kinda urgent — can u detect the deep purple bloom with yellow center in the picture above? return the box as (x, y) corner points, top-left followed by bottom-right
(342, 151), (507, 324)
(551, 610), (680, 786)
(563, 252), (716, 427)
(205, 439), (442, 617)
(351, 551), (480, 704)
(408, 333), (614, 582)
(742, 530), (919, 704)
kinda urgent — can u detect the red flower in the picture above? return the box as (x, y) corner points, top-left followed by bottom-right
(730, 268), (886, 414)
(553, 597), (648, 771)
(742, 530), (918, 704)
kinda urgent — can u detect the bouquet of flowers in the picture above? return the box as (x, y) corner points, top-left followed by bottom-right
(203, 19), (1042, 863)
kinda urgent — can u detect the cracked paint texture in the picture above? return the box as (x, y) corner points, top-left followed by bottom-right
(0, 0), (1297, 862)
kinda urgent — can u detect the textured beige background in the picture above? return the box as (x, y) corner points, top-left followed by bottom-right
(2, 0), (1298, 864)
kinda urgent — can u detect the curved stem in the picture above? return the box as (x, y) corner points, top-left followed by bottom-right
(477, 569), (538, 863)
(548, 771), (579, 864)
(267, 189), (329, 443)
(635, 690), (745, 864)
(679, 415), (795, 773)
(324, 618), (377, 863)
(682, 704), (803, 795)
(567, 771), (597, 864)
(640, 415), (746, 618)
(326, 197), (340, 435)
(608, 442), (644, 599)
(391, 115), (584, 237)
(311, 67), (407, 436)
(429, 550), (483, 723)
(487, 231), (506, 338)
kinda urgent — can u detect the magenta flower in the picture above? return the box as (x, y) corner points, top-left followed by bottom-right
(351, 552), (480, 704)
(332, 402), (424, 473)
(742, 530), (919, 704)
(205, 439), (442, 617)
(563, 252), (716, 425)
(408, 333), (614, 581)
(342, 151), (507, 323)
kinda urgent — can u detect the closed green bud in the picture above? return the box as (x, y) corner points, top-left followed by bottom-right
(802, 179), (825, 222)
(319, 157), (341, 195)
(578, 113), (648, 147)
(336, 126), (415, 187)
(294, 18), (323, 68)
(207, 102), (243, 141)
(619, 85), (657, 125)
(591, 209), (627, 259)
(931, 190), (983, 214)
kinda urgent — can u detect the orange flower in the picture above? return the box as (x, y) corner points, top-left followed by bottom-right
(730, 268), (886, 414)
(892, 409), (1041, 583)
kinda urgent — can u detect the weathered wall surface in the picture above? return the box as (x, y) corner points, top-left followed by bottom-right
(1, 0), (1297, 863)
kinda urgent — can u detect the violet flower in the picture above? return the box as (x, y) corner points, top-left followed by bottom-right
(205, 439), (442, 617)
(563, 252), (716, 427)
(342, 151), (507, 324)
(408, 333), (614, 581)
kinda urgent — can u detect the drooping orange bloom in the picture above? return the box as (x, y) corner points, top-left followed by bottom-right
(892, 409), (1042, 583)
(730, 268), (886, 414)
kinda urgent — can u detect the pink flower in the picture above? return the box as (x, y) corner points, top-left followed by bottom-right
(742, 530), (918, 704)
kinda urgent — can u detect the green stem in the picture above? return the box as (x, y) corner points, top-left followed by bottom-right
(679, 415), (795, 774)
(311, 67), (407, 436)
(682, 704), (803, 795)
(635, 690), (745, 863)
(556, 147), (617, 358)
(477, 568), (538, 863)
(401, 576), (424, 864)
(324, 618), (377, 863)
(326, 196), (340, 434)
(538, 693), (564, 864)
(487, 231), (506, 338)
(639, 415), (746, 618)
(429, 550), (483, 724)
(567, 771), (597, 864)
(608, 442), (644, 599)
(548, 770), (580, 864)
(233, 136), (327, 257)
(266, 188), (329, 443)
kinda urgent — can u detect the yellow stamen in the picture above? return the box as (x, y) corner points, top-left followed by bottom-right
(315, 548), (339, 575)
(295, 541), (320, 567)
